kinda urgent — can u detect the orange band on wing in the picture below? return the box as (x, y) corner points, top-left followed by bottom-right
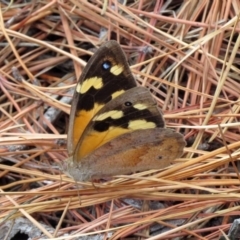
(75, 119), (157, 159)
(76, 127), (130, 159)
(72, 103), (103, 150)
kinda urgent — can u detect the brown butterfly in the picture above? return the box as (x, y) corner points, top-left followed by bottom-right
(66, 40), (185, 181)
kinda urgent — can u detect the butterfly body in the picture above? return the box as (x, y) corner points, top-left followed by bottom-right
(67, 41), (185, 182)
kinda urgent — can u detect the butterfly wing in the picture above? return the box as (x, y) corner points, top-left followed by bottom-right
(66, 40), (185, 182)
(74, 86), (165, 159)
(68, 41), (137, 155)
(67, 128), (185, 182)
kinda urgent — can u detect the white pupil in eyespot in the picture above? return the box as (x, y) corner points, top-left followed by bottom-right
(102, 61), (111, 70)
(125, 101), (132, 106)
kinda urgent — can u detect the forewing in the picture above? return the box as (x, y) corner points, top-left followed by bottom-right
(68, 41), (137, 155)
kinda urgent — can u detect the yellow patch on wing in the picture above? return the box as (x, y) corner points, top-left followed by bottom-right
(72, 103), (103, 150)
(128, 120), (156, 130)
(110, 64), (123, 75)
(75, 82), (82, 93)
(133, 103), (148, 110)
(93, 110), (123, 121)
(77, 77), (103, 94)
(111, 89), (125, 99)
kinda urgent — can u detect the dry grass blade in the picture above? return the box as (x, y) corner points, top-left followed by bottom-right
(0, 1), (240, 239)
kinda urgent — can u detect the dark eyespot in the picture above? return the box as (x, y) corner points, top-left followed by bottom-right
(158, 156), (163, 160)
(125, 101), (132, 107)
(102, 60), (111, 70)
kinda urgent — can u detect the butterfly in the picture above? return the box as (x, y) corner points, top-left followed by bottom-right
(66, 40), (185, 182)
